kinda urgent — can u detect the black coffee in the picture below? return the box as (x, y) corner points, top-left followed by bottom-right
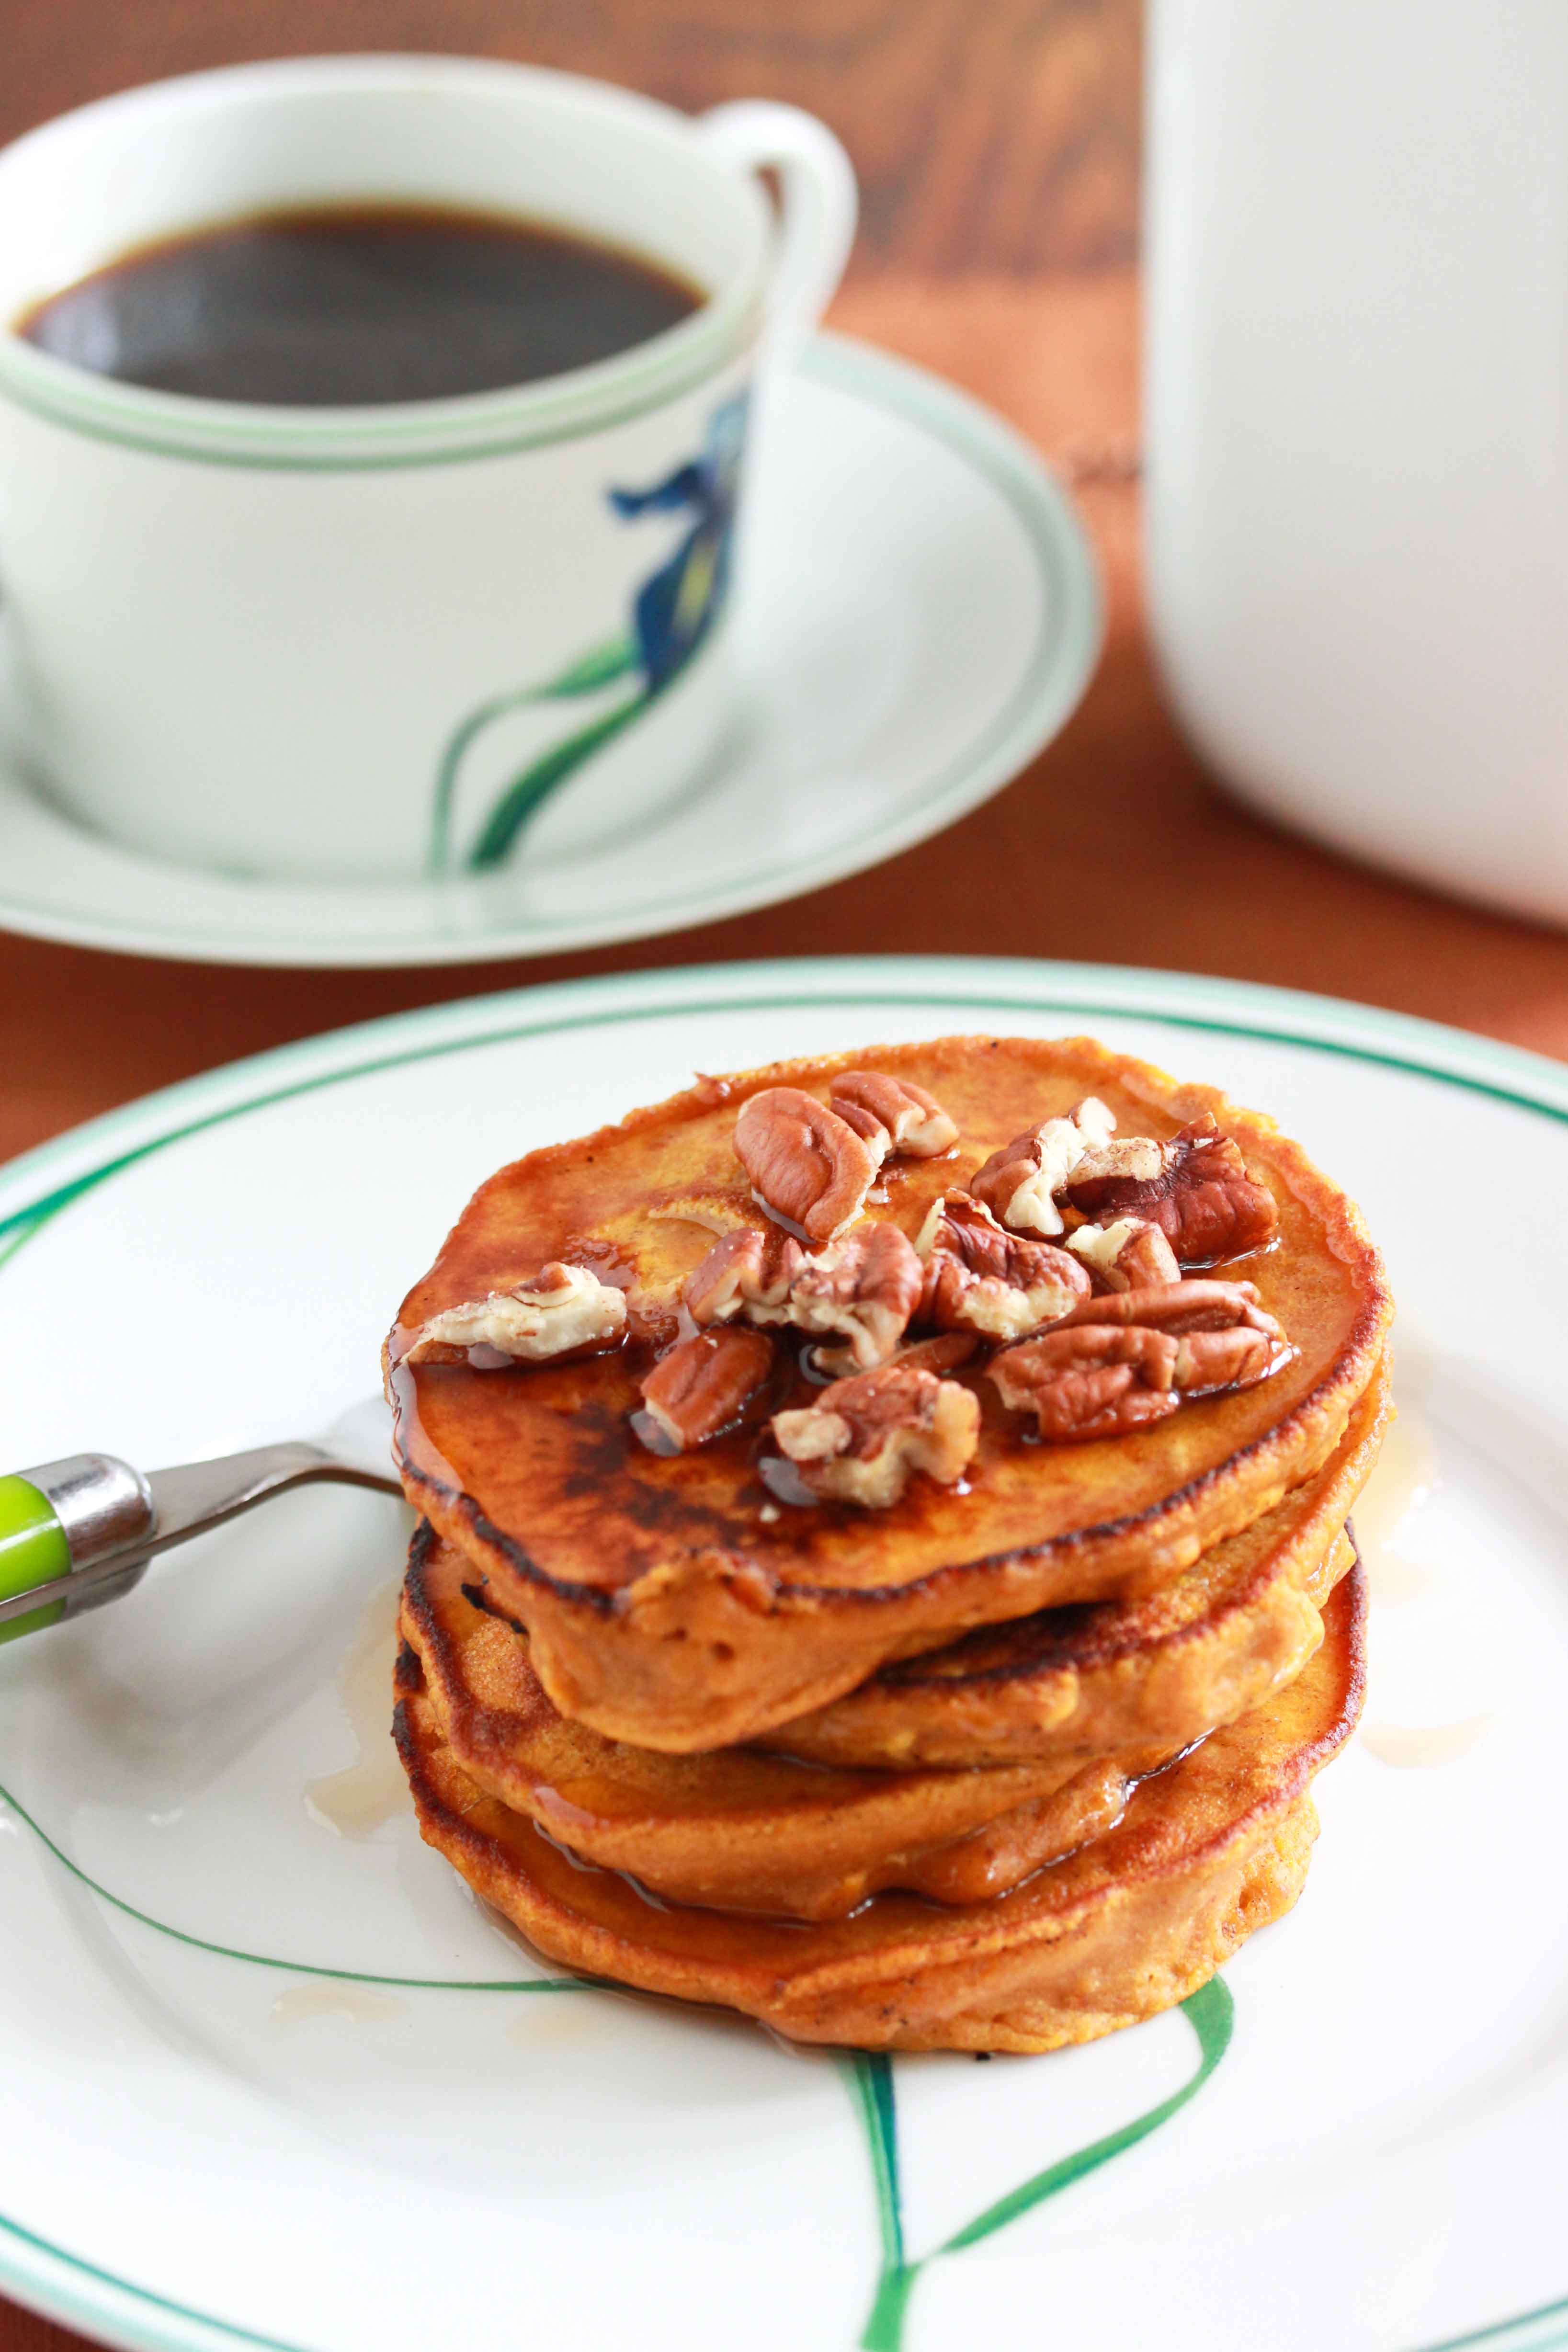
(16, 205), (702, 406)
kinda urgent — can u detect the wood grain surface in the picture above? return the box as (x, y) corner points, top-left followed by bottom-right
(1, 8), (1566, 2352)
(0, 0), (1142, 276)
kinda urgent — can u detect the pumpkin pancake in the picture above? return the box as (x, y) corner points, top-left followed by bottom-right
(388, 1035), (1389, 1750)
(399, 1523), (1154, 1919)
(394, 1568), (1366, 2053)
(760, 1352), (1386, 1769)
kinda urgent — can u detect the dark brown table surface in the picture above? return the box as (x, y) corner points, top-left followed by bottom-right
(4, 6), (1568, 2349)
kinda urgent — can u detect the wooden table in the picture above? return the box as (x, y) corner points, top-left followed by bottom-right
(3, 7), (1568, 2349)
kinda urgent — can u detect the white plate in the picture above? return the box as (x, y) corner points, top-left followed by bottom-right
(0, 339), (1100, 969)
(0, 954), (1564, 2352)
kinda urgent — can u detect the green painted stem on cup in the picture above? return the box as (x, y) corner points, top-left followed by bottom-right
(0, 1213), (50, 1276)
(0, 1477), (69, 1644)
(427, 634), (638, 873)
(465, 686), (652, 871)
(849, 1975), (1236, 2352)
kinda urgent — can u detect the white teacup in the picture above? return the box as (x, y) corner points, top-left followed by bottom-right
(0, 57), (855, 882)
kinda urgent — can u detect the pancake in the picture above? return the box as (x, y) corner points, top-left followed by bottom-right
(399, 1524), (1158, 1920)
(759, 1352), (1386, 1769)
(395, 1567), (1366, 2053)
(388, 1035), (1390, 1749)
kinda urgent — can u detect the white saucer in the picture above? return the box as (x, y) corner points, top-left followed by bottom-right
(0, 956), (1565, 2352)
(0, 336), (1101, 968)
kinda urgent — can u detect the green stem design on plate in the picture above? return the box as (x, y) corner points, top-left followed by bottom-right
(847, 1975), (1235, 2352)
(0, 1777), (593, 1994)
(427, 635), (640, 874)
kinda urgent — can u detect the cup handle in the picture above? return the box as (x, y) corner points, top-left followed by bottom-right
(697, 101), (858, 360)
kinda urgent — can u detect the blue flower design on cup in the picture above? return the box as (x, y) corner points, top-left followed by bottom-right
(430, 391), (749, 874)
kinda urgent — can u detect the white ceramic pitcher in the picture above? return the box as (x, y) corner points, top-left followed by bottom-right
(1144, 1), (1568, 928)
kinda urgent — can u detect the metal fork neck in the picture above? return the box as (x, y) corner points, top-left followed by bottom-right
(0, 1443), (397, 1631)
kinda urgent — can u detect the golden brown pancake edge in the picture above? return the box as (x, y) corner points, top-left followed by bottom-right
(393, 1568), (1366, 2053)
(399, 1525), (1156, 1918)
(760, 1350), (1386, 1767)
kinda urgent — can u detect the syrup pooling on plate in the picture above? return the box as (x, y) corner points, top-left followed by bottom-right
(1348, 1400), (1497, 1765)
(305, 1577), (411, 1838)
(1359, 1715), (1494, 1767)
(270, 1983), (407, 2026)
(1350, 1402), (1440, 1603)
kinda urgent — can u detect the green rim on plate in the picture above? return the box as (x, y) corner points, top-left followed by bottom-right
(0, 954), (1561, 2352)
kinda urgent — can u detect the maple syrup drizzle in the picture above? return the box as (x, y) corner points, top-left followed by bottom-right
(1359, 1716), (1494, 1768)
(304, 1575), (411, 1837)
(1352, 1401), (1496, 1766)
(1352, 1404), (1440, 1602)
(270, 1982), (406, 2025)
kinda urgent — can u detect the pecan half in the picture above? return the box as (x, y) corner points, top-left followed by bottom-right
(786, 1220), (924, 1371)
(1053, 1277), (1280, 1340)
(1053, 1278), (1295, 1394)
(639, 1327), (775, 1450)
(772, 1362), (979, 1507)
(828, 1070), (960, 1158)
(969, 1097), (1117, 1238)
(1062, 1113), (1278, 1264)
(733, 1088), (882, 1244)
(684, 1224), (805, 1327)
(915, 1191), (1091, 1341)
(1067, 1215), (1181, 1292)
(1172, 1323), (1288, 1396)
(993, 1277), (1293, 1438)
(404, 1263), (626, 1366)
(988, 1326), (1182, 1441)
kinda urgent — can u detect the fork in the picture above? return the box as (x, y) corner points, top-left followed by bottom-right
(0, 1398), (399, 1642)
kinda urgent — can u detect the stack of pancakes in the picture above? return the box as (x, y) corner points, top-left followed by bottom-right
(386, 1036), (1390, 2053)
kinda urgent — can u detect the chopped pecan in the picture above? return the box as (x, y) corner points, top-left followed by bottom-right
(995, 1279), (1294, 1437)
(685, 1217), (920, 1369)
(404, 1263), (626, 1366)
(772, 1362), (979, 1507)
(1057, 1279), (1294, 1394)
(1062, 1113), (1278, 1264)
(639, 1327), (775, 1450)
(1067, 1215), (1181, 1291)
(684, 1224), (804, 1327)
(915, 1191), (1091, 1341)
(786, 1220), (924, 1371)
(733, 1088), (882, 1244)
(829, 1070), (960, 1158)
(1053, 1277), (1281, 1341)
(970, 1097), (1117, 1238)
(989, 1326), (1182, 1441)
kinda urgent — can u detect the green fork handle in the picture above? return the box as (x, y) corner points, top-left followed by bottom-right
(0, 1453), (156, 1644)
(0, 1477), (72, 1644)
